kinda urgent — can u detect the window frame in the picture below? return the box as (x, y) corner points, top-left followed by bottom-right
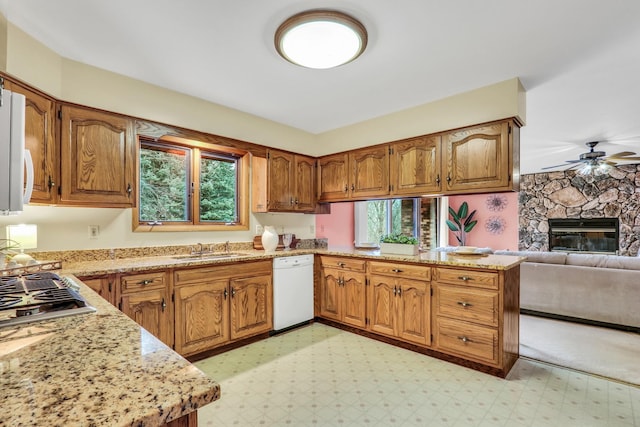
(133, 135), (250, 232)
(354, 198), (421, 246)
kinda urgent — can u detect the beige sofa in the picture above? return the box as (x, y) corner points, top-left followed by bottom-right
(493, 250), (640, 329)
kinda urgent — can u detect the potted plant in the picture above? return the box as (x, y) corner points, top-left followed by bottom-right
(0, 239), (20, 268)
(446, 202), (478, 246)
(379, 233), (420, 256)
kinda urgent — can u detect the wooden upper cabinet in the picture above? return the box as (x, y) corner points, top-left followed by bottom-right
(317, 153), (349, 202)
(442, 120), (518, 193)
(350, 145), (389, 199)
(260, 149), (316, 212)
(318, 146), (389, 202)
(6, 81), (58, 204)
(59, 105), (135, 207)
(390, 135), (441, 195)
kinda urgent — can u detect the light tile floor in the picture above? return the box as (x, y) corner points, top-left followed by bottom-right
(195, 324), (640, 426)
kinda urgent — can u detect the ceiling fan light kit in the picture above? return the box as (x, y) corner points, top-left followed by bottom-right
(542, 140), (640, 173)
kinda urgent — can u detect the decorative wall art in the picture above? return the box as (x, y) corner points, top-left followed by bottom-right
(485, 194), (508, 212)
(485, 216), (506, 235)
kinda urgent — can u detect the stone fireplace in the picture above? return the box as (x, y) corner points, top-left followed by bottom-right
(519, 164), (640, 256)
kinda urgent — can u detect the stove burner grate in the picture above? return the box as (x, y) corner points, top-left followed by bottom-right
(0, 280), (23, 295)
(31, 288), (76, 303)
(24, 279), (59, 292)
(0, 295), (22, 309)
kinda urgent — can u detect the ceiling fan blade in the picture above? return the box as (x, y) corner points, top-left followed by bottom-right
(604, 160), (617, 166)
(541, 160), (584, 170)
(608, 155), (640, 161)
(607, 151), (636, 158)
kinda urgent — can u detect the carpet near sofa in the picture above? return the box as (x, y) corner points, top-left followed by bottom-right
(520, 314), (640, 386)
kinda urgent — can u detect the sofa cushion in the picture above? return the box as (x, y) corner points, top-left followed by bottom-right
(566, 253), (640, 270)
(493, 250), (567, 264)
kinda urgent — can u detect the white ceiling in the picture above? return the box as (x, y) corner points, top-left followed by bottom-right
(2, 0), (640, 174)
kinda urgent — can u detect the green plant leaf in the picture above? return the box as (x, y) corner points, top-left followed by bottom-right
(458, 202), (468, 219)
(463, 210), (477, 227)
(464, 220), (478, 232)
(445, 219), (460, 231)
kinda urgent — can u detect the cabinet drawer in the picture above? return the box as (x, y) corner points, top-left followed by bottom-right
(435, 317), (498, 365)
(175, 260), (272, 284)
(120, 271), (167, 293)
(320, 256), (366, 272)
(368, 261), (430, 281)
(434, 268), (498, 290)
(436, 285), (498, 327)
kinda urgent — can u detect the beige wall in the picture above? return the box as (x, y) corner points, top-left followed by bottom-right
(0, 17), (526, 252)
(0, 15), (7, 71)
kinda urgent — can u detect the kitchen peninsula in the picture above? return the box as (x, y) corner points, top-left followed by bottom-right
(0, 277), (220, 427)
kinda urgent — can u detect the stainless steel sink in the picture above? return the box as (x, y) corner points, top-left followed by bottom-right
(171, 252), (246, 261)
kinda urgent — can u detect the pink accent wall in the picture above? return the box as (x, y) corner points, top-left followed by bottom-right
(447, 193), (519, 251)
(315, 202), (355, 246)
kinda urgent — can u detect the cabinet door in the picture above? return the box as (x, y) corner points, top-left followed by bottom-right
(368, 275), (396, 338)
(6, 82), (58, 204)
(318, 153), (349, 201)
(294, 155), (316, 211)
(267, 149), (294, 210)
(120, 288), (173, 347)
(341, 271), (366, 328)
(319, 268), (341, 321)
(443, 121), (511, 192)
(229, 274), (273, 340)
(59, 105), (135, 206)
(78, 275), (115, 306)
(390, 136), (441, 195)
(396, 279), (430, 346)
(350, 145), (389, 199)
(174, 280), (230, 356)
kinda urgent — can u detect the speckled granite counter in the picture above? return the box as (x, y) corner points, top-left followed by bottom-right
(57, 247), (524, 277)
(0, 278), (220, 427)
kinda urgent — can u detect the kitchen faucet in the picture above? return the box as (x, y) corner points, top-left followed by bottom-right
(224, 241), (230, 254)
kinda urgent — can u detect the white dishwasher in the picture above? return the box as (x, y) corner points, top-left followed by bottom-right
(273, 254), (315, 332)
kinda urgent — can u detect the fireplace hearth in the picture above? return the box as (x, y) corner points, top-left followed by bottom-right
(548, 218), (619, 254)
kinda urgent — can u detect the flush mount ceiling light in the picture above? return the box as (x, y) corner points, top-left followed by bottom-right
(275, 9), (368, 69)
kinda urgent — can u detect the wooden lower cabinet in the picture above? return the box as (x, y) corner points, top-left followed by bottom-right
(119, 271), (173, 348)
(432, 266), (520, 374)
(174, 261), (272, 357)
(77, 274), (116, 306)
(367, 261), (431, 346)
(319, 256), (366, 328)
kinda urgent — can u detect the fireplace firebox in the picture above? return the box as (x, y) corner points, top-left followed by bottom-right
(548, 218), (619, 254)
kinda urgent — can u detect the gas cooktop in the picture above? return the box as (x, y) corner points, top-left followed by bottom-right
(0, 272), (96, 328)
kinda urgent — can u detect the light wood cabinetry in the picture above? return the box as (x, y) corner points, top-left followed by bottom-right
(367, 261), (431, 346)
(4, 80), (58, 204)
(432, 266), (519, 372)
(252, 150), (316, 212)
(442, 120), (519, 193)
(318, 145), (389, 202)
(59, 104), (135, 207)
(390, 135), (442, 195)
(318, 256), (367, 328)
(77, 274), (116, 306)
(173, 261), (272, 356)
(119, 271), (173, 348)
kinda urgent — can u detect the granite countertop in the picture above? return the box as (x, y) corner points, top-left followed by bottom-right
(0, 278), (220, 427)
(59, 247), (524, 277)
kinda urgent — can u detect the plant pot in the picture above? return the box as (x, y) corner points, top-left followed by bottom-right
(379, 243), (419, 256)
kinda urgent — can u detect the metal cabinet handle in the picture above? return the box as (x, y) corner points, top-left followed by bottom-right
(290, 197), (294, 205)
(446, 174), (451, 183)
(224, 288), (228, 299)
(161, 298), (166, 312)
(458, 276), (472, 281)
(393, 286), (397, 295)
(351, 184), (355, 191)
(126, 183), (132, 197)
(337, 262), (346, 267)
(48, 176), (56, 189)
(295, 198), (299, 205)
(457, 301), (473, 308)
(435, 174), (440, 185)
(458, 336), (472, 343)
(231, 287), (236, 297)
(391, 269), (403, 273)
(344, 185), (348, 192)
(138, 279), (153, 285)
(397, 287), (402, 296)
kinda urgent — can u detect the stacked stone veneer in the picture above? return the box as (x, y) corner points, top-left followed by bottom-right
(519, 164), (640, 256)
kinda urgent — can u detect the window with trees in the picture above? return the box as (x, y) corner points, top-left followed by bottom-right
(134, 136), (249, 231)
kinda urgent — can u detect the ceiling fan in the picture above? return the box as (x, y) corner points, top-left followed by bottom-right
(542, 141), (640, 171)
